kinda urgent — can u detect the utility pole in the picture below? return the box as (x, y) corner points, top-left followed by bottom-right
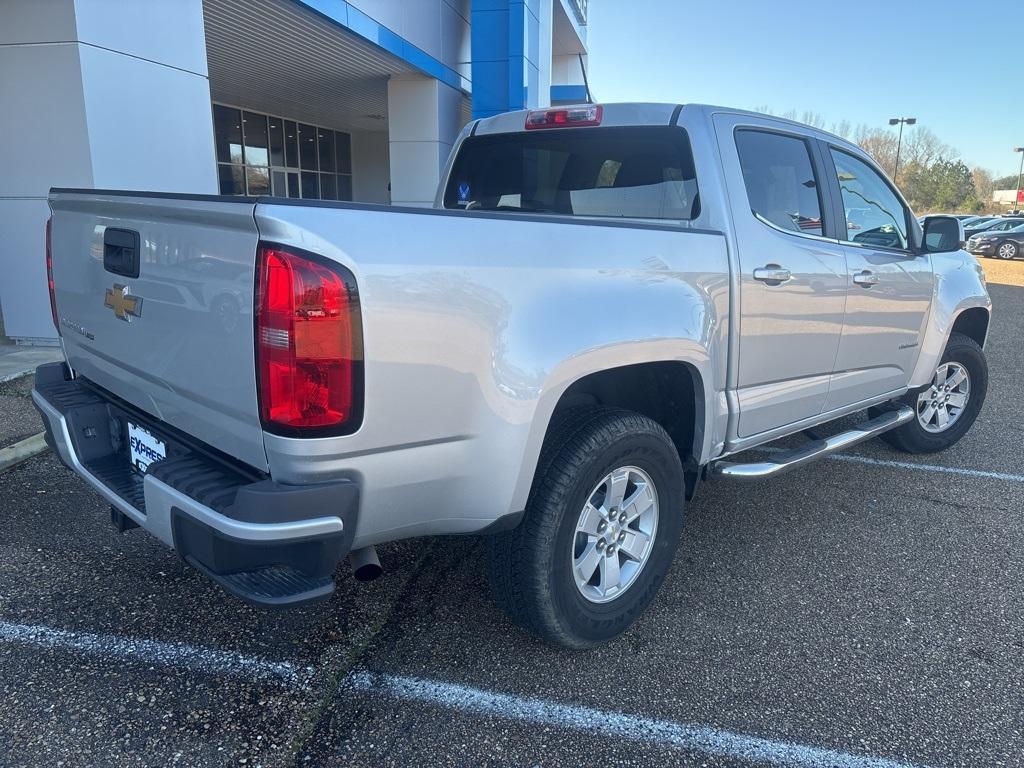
(889, 117), (917, 182)
(1014, 147), (1024, 215)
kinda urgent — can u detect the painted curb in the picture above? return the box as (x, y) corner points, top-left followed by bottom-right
(0, 433), (48, 474)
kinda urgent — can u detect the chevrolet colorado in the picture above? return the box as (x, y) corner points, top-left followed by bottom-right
(33, 104), (991, 647)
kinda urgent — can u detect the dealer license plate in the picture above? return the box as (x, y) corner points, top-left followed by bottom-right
(128, 422), (166, 473)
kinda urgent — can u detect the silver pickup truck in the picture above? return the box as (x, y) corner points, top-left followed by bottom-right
(34, 103), (990, 647)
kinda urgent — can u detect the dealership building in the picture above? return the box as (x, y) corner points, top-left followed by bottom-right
(0, 0), (590, 343)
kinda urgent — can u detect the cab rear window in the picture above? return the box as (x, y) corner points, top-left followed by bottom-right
(443, 126), (699, 221)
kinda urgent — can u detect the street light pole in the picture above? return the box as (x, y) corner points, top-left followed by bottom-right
(889, 117), (917, 182)
(1014, 147), (1024, 215)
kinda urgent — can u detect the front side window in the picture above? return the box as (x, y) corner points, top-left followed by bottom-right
(443, 127), (699, 221)
(830, 149), (909, 250)
(735, 130), (824, 237)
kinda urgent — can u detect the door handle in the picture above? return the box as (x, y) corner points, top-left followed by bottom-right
(853, 270), (879, 287)
(752, 265), (792, 286)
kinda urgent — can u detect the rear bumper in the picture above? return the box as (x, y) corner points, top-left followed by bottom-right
(31, 362), (358, 607)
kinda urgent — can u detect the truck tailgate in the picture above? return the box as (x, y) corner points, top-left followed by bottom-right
(48, 191), (267, 472)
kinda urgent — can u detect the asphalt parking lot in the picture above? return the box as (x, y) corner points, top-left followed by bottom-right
(0, 259), (1021, 768)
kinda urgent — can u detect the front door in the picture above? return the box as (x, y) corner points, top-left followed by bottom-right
(822, 147), (934, 411)
(714, 114), (848, 438)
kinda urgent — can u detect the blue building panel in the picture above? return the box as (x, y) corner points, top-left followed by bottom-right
(550, 84), (588, 103)
(291, 0), (468, 94)
(292, 0), (549, 121)
(471, 60), (511, 117)
(471, 7), (510, 63)
(471, 0), (542, 119)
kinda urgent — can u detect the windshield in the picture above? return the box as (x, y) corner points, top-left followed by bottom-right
(443, 126), (699, 221)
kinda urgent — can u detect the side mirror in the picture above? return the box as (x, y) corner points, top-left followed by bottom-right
(922, 215), (964, 254)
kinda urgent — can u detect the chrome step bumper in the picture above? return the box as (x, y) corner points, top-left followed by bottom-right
(713, 406), (915, 482)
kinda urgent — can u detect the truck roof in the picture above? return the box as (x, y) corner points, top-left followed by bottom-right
(470, 102), (860, 154)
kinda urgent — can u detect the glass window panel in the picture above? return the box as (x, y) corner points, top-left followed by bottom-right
(442, 127), (699, 220)
(218, 163), (245, 195)
(337, 174), (353, 202)
(830, 149), (909, 249)
(213, 105), (243, 165)
(320, 173), (337, 200)
(299, 123), (318, 170)
(284, 121), (299, 168)
(301, 171), (319, 199)
(318, 129), (336, 173)
(242, 112), (269, 166)
(336, 132), (352, 174)
(246, 166), (270, 196)
(268, 117), (285, 167)
(287, 172), (300, 198)
(735, 130), (823, 236)
(271, 171), (286, 197)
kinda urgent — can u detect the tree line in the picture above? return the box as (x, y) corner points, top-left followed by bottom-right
(756, 108), (1017, 214)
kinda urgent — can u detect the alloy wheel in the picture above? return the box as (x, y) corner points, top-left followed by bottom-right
(572, 466), (658, 604)
(916, 362), (970, 433)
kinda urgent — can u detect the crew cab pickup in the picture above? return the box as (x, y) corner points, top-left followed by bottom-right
(34, 104), (991, 647)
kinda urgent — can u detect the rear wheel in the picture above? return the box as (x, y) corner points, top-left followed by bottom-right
(879, 332), (987, 454)
(996, 240), (1019, 260)
(486, 408), (685, 647)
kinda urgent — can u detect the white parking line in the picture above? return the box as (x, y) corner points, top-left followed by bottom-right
(757, 447), (1024, 483)
(822, 452), (1024, 483)
(0, 620), (935, 766)
(348, 670), (928, 768)
(0, 620), (311, 686)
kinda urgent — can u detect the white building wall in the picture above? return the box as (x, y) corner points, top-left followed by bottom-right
(538, 0), (554, 106)
(552, 53), (588, 86)
(0, 0), (216, 342)
(351, 132), (392, 205)
(387, 74), (462, 207)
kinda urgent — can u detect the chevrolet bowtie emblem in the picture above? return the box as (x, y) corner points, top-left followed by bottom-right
(104, 284), (143, 322)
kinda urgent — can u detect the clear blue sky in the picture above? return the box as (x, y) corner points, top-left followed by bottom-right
(587, 0), (1023, 179)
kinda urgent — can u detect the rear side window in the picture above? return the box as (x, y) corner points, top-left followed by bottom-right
(443, 127), (699, 221)
(735, 130), (824, 237)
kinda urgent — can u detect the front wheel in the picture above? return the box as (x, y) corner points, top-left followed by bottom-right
(880, 332), (988, 454)
(486, 408), (685, 647)
(996, 241), (1019, 260)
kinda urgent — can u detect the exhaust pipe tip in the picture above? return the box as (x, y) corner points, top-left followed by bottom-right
(349, 545), (382, 582)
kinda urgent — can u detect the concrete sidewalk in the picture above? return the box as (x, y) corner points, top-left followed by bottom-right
(0, 343), (62, 383)
(0, 345), (58, 470)
(0, 373), (44, 454)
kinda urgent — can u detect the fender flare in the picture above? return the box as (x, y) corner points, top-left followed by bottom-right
(507, 340), (716, 512)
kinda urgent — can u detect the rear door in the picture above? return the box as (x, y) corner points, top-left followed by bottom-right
(713, 114), (849, 438)
(48, 191), (267, 471)
(820, 148), (934, 411)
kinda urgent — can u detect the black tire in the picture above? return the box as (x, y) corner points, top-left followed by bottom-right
(879, 332), (987, 454)
(486, 407), (685, 648)
(995, 240), (1019, 260)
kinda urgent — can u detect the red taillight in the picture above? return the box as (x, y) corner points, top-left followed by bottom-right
(255, 244), (362, 436)
(525, 104), (602, 130)
(46, 217), (60, 333)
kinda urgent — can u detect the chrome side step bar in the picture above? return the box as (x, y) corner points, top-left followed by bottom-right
(713, 406), (915, 482)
